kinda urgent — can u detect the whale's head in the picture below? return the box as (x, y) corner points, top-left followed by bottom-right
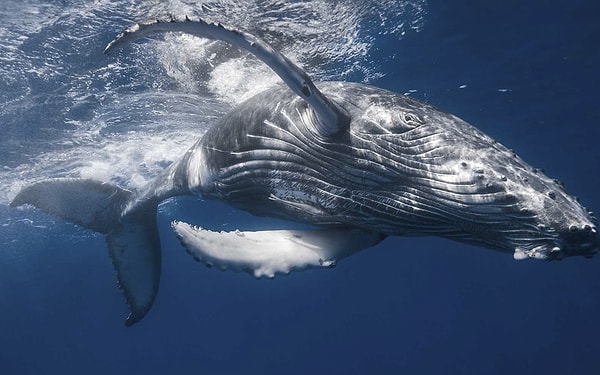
(542, 217), (599, 260)
(341, 85), (599, 260)
(506, 179), (599, 260)
(508, 176), (599, 260)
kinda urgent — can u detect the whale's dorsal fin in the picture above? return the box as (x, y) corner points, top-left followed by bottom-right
(104, 15), (349, 138)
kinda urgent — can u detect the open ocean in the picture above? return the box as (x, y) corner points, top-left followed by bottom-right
(1, 0), (599, 374)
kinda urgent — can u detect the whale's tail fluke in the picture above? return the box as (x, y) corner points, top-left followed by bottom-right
(10, 178), (161, 326)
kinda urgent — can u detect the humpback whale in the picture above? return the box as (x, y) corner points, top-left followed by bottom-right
(11, 16), (599, 325)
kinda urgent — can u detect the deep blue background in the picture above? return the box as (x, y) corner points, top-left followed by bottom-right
(2, 1), (600, 374)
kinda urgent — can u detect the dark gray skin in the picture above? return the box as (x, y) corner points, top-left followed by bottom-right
(145, 81), (598, 261)
(11, 16), (599, 326)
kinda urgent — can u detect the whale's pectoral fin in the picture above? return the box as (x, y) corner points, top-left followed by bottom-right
(104, 15), (349, 138)
(171, 221), (385, 278)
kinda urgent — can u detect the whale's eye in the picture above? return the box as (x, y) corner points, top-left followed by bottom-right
(402, 112), (424, 126)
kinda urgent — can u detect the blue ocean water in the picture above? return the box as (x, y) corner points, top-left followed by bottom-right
(1, 0), (599, 374)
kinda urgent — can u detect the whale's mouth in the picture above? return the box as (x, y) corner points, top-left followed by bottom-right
(513, 224), (599, 261)
(514, 244), (598, 261)
(559, 224), (600, 259)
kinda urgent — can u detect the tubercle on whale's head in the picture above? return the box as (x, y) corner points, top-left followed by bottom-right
(479, 150), (600, 261)
(559, 222), (600, 259)
(513, 199), (599, 261)
(337, 86), (599, 260)
(462, 177), (599, 261)
(449, 141), (598, 260)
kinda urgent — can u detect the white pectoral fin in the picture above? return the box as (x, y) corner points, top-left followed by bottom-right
(171, 221), (384, 278)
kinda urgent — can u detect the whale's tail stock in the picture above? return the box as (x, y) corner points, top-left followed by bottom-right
(10, 178), (160, 326)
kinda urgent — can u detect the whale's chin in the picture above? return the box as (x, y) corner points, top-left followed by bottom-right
(512, 225), (599, 261)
